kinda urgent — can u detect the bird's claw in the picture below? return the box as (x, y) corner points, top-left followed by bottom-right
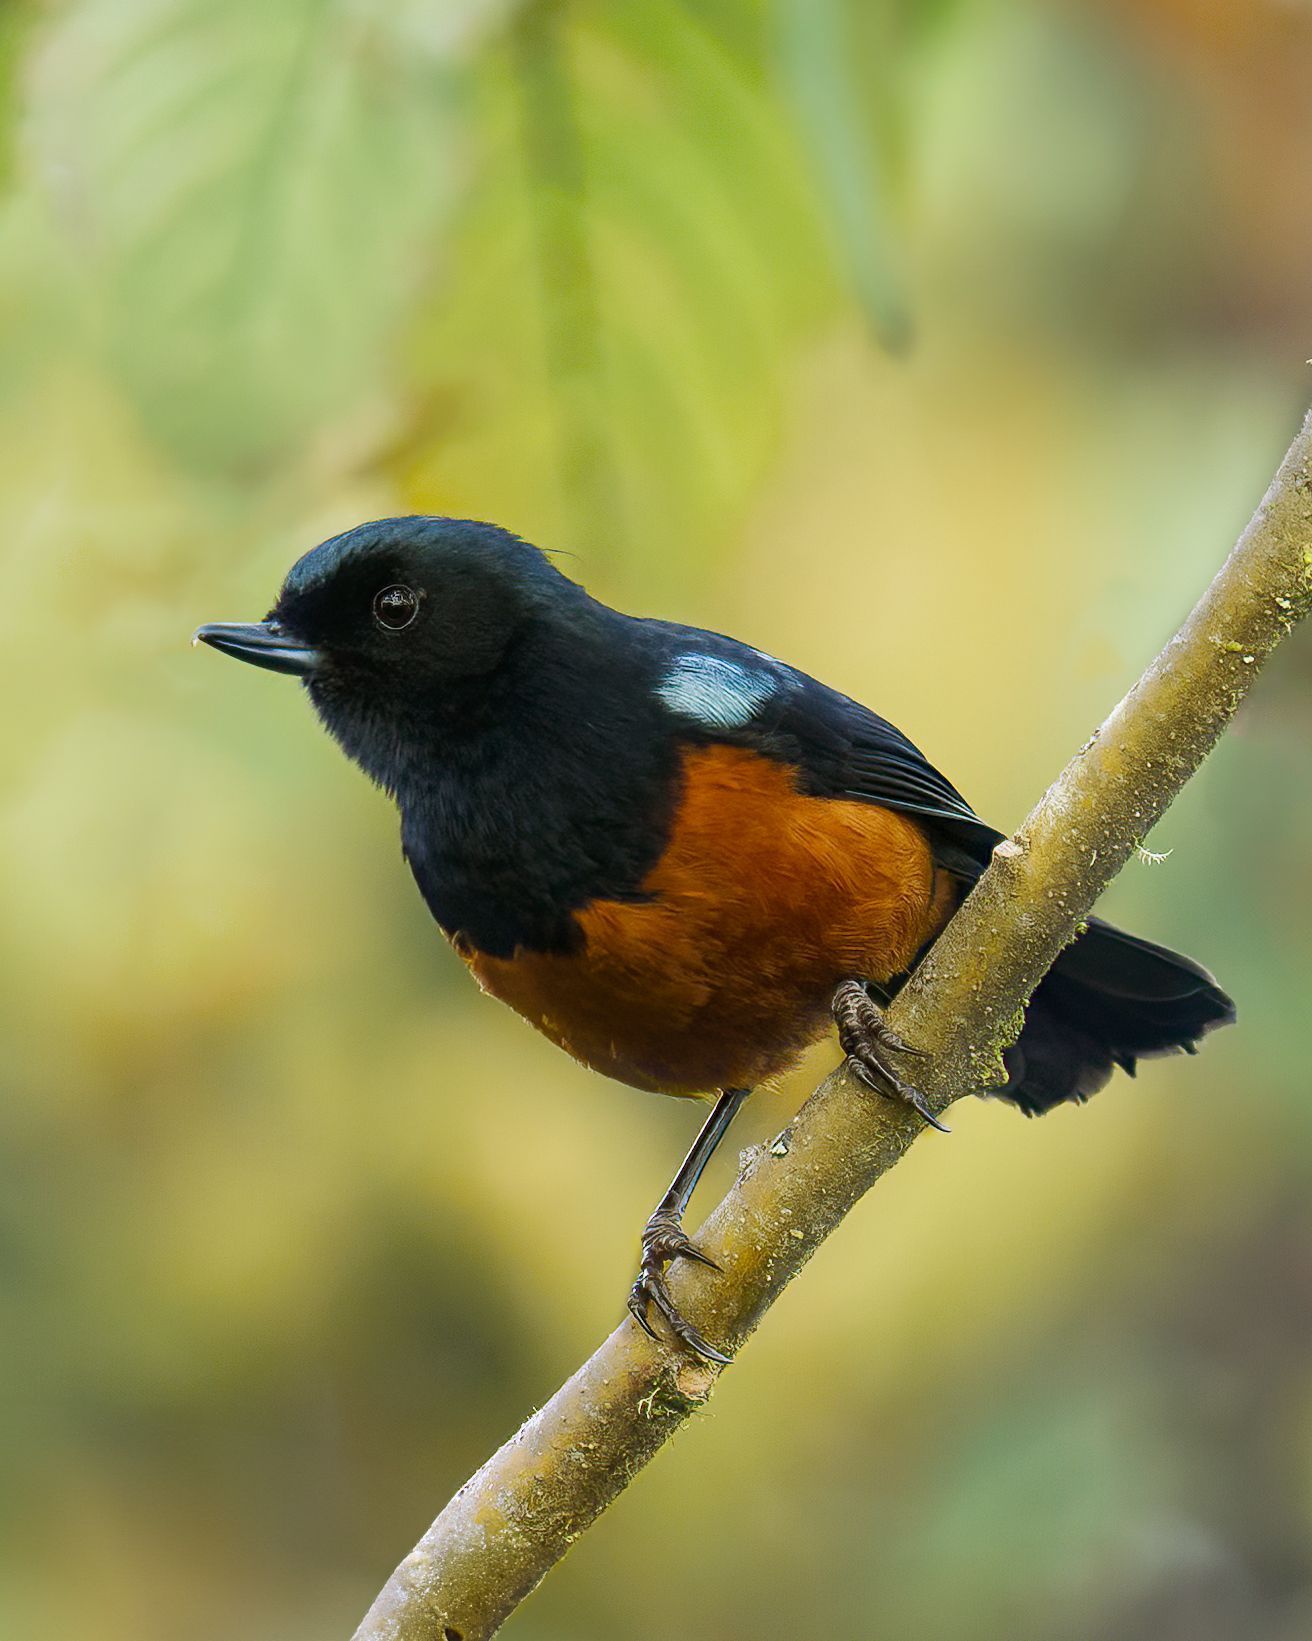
(625, 1210), (732, 1365)
(833, 979), (949, 1133)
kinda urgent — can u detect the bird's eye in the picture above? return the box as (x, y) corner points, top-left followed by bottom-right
(373, 585), (420, 632)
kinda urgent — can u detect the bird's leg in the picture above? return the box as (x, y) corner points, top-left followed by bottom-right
(832, 979), (948, 1133)
(626, 1085), (750, 1366)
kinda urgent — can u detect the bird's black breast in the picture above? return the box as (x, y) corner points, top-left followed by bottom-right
(394, 620), (684, 959)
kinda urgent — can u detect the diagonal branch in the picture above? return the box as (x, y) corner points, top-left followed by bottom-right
(352, 411), (1312, 1641)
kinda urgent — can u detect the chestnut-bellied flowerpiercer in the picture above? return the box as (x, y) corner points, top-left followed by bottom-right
(196, 517), (1234, 1362)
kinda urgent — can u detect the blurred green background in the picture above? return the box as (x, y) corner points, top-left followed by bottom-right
(1, 1), (1310, 1636)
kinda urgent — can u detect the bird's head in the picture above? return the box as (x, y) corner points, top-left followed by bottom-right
(195, 515), (587, 790)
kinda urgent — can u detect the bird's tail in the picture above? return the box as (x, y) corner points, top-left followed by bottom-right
(999, 917), (1235, 1116)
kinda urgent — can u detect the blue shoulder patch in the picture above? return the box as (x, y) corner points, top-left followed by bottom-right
(656, 652), (778, 730)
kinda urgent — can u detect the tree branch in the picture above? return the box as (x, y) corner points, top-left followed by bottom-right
(352, 412), (1312, 1641)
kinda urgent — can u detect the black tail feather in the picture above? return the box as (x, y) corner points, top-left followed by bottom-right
(999, 917), (1235, 1116)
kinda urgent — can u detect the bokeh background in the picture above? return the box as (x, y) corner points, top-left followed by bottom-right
(2, 1), (1310, 1637)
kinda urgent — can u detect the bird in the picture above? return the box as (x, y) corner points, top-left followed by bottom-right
(195, 516), (1235, 1363)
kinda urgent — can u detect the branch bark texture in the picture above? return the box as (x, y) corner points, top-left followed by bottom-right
(353, 412), (1312, 1641)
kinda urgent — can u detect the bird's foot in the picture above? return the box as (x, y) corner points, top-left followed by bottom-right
(626, 1206), (732, 1365)
(832, 979), (948, 1132)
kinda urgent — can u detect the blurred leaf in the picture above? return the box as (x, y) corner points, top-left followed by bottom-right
(0, 1), (39, 192)
(502, 2), (619, 552)
(773, 0), (911, 349)
(29, 0), (511, 471)
(390, 0), (842, 580)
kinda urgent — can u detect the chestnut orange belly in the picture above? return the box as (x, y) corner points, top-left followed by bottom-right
(463, 745), (957, 1095)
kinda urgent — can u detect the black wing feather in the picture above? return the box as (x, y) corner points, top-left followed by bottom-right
(641, 619), (1002, 873)
(758, 668), (1003, 873)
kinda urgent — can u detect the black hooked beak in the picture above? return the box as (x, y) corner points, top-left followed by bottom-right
(192, 621), (321, 678)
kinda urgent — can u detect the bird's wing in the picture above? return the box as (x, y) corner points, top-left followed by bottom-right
(647, 623), (1003, 876)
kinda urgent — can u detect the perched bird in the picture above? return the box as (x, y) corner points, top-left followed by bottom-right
(196, 517), (1235, 1362)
